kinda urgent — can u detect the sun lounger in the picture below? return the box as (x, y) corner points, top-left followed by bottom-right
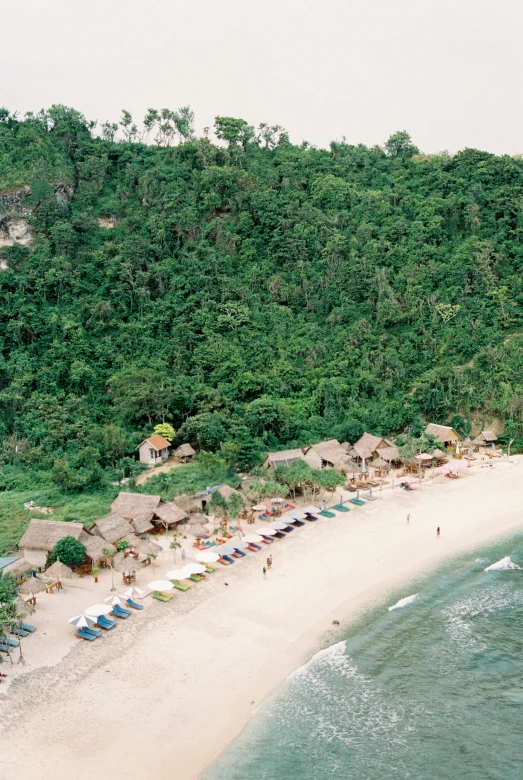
(170, 580), (191, 591)
(112, 605), (131, 619)
(305, 513), (319, 520)
(189, 574), (204, 582)
(333, 504), (351, 512)
(290, 519), (305, 527)
(153, 590), (173, 602)
(217, 556), (231, 565)
(10, 626), (29, 637)
(0, 643), (11, 653)
(222, 554), (235, 563)
(349, 498), (365, 506)
(97, 615), (117, 629)
(259, 537), (272, 544)
(83, 626), (102, 638)
(19, 621), (36, 633)
(203, 565), (216, 573)
(246, 543), (261, 551)
(4, 637), (19, 648)
(126, 598), (144, 610)
(229, 551), (242, 558)
(76, 628), (97, 641)
(319, 510), (336, 518)
(234, 548), (247, 556)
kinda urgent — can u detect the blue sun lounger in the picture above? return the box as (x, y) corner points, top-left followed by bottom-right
(261, 536), (274, 543)
(0, 643), (11, 653)
(349, 498), (365, 506)
(4, 637), (19, 648)
(305, 513), (319, 520)
(234, 548), (247, 557)
(222, 554), (235, 564)
(112, 604), (131, 619)
(97, 614), (117, 629)
(76, 628), (97, 641)
(333, 504), (350, 512)
(84, 626), (102, 638)
(319, 510), (336, 518)
(10, 626), (29, 637)
(126, 598), (144, 610)
(19, 621), (36, 633)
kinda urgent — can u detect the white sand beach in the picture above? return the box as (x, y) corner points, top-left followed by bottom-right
(1, 458), (523, 780)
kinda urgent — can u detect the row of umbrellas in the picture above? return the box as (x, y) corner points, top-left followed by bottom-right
(69, 587), (145, 627)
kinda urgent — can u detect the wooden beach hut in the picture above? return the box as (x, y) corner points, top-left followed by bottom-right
(174, 443), (196, 463)
(111, 492), (161, 521)
(303, 440), (350, 470)
(18, 520), (84, 570)
(262, 449), (306, 471)
(90, 513), (131, 544)
(424, 424), (462, 450)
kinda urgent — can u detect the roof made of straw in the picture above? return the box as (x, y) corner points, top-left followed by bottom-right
(19, 519), (84, 552)
(305, 439), (349, 466)
(3, 557), (34, 578)
(175, 443), (196, 457)
(376, 445), (400, 462)
(92, 513), (131, 544)
(371, 457), (389, 468)
(44, 561), (73, 579)
(216, 484), (241, 501)
(19, 576), (47, 594)
(132, 513), (155, 534)
(111, 492), (161, 520)
(79, 531), (116, 561)
(265, 449), (305, 467)
(173, 494), (201, 513)
(154, 503), (188, 525)
(482, 430), (498, 441)
(424, 423), (461, 443)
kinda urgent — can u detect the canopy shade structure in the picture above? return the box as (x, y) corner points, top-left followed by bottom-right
(243, 534), (264, 543)
(182, 563), (206, 575)
(302, 505), (320, 514)
(85, 604), (113, 617)
(270, 520), (292, 530)
(252, 505), (267, 511)
(270, 498), (285, 504)
(105, 595), (126, 607)
(232, 539), (250, 549)
(165, 570), (189, 580)
(122, 586), (145, 600)
(19, 577), (47, 595)
(256, 527), (277, 536)
(68, 614), (96, 629)
(195, 551), (220, 563)
(44, 561), (73, 580)
(114, 559), (138, 573)
(147, 580), (174, 592)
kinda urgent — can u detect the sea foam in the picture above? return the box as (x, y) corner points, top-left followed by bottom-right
(388, 594), (418, 611)
(485, 556), (521, 571)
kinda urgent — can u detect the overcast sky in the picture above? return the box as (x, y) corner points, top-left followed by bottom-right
(2, 0), (522, 154)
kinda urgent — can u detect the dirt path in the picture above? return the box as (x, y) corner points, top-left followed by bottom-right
(136, 457), (184, 485)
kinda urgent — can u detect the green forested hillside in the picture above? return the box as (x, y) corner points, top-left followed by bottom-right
(1, 105), (523, 497)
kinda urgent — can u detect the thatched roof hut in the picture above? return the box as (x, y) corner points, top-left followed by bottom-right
(174, 443), (196, 462)
(188, 523), (209, 537)
(79, 531), (116, 562)
(132, 512), (155, 535)
(216, 484), (242, 501)
(371, 457), (389, 469)
(262, 449), (306, 469)
(350, 433), (394, 461)
(44, 561), (73, 580)
(303, 440), (350, 469)
(115, 558), (138, 573)
(111, 492), (161, 520)
(91, 513), (131, 544)
(173, 494), (202, 514)
(424, 424), (461, 445)
(18, 520), (84, 569)
(2, 556), (34, 579)
(187, 512), (209, 526)
(19, 577), (47, 595)
(154, 503), (188, 528)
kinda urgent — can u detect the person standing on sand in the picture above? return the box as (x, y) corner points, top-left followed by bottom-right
(269, 554), (273, 567)
(266, 557), (272, 570)
(407, 513), (410, 525)
(263, 567), (267, 580)
(437, 526), (440, 538)
(181, 547), (186, 562)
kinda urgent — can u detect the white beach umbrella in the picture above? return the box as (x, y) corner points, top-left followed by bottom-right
(287, 511), (307, 520)
(105, 595), (126, 607)
(243, 534), (264, 543)
(270, 497), (285, 504)
(68, 614), (96, 629)
(216, 544), (237, 556)
(256, 527), (277, 536)
(270, 520), (291, 530)
(164, 570), (188, 581)
(122, 587), (145, 600)
(302, 505), (320, 514)
(182, 563), (206, 575)
(147, 580), (175, 591)
(85, 604), (113, 618)
(252, 504), (267, 511)
(233, 539), (250, 549)
(195, 551), (220, 564)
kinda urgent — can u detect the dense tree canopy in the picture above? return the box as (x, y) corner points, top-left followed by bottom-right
(1, 104), (523, 495)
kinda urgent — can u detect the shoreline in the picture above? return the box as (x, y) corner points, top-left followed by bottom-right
(1, 459), (523, 780)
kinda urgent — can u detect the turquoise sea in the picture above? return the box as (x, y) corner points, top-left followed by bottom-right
(204, 535), (523, 780)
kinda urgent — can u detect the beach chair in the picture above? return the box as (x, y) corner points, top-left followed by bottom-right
(83, 626), (102, 638)
(290, 519), (306, 527)
(333, 504), (351, 512)
(4, 637), (19, 648)
(97, 615), (117, 629)
(152, 591), (173, 602)
(217, 556), (231, 565)
(349, 498), (365, 506)
(170, 580), (191, 591)
(305, 513), (319, 520)
(10, 626), (29, 638)
(18, 621), (36, 633)
(259, 537), (272, 545)
(233, 548), (247, 556)
(246, 543), (261, 552)
(203, 565), (216, 573)
(222, 554), (236, 563)
(112, 604), (131, 619)
(0, 643), (11, 653)
(188, 574), (204, 582)
(126, 598), (144, 610)
(319, 510), (336, 518)
(76, 628), (97, 641)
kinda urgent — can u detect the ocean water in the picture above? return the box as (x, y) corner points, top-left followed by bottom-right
(204, 535), (523, 780)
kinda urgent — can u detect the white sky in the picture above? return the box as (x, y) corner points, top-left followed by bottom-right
(2, 0), (522, 154)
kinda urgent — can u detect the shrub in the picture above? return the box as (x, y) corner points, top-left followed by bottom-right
(50, 536), (86, 567)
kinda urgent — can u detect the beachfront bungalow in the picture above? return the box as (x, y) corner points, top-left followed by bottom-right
(137, 434), (171, 465)
(132, 512), (155, 535)
(79, 531), (116, 563)
(18, 519), (84, 570)
(303, 440), (350, 470)
(424, 424), (462, 449)
(174, 443), (196, 463)
(473, 430), (499, 450)
(173, 493), (202, 514)
(154, 503), (188, 530)
(1, 555), (34, 579)
(90, 513), (131, 544)
(349, 433), (400, 467)
(262, 449), (306, 471)
(111, 492), (162, 520)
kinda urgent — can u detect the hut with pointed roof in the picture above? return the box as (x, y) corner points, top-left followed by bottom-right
(137, 434), (171, 465)
(153, 503), (188, 530)
(90, 513), (131, 544)
(473, 430), (499, 450)
(79, 531), (116, 562)
(174, 443), (196, 463)
(18, 520), (84, 570)
(262, 449), (306, 471)
(424, 424), (461, 448)
(349, 433), (400, 465)
(111, 492), (161, 520)
(303, 440), (350, 470)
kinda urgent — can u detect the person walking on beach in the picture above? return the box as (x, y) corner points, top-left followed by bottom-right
(269, 554), (273, 568)
(181, 547), (186, 562)
(263, 566), (267, 580)
(266, 557), (272, 570)
(407, 513), (410, 525)
(437, 526), (440, 538)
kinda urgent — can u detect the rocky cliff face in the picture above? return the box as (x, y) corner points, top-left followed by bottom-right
(0, 217), (33, 248)
(0, 185), (32, 217)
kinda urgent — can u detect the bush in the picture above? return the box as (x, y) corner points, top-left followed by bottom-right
(50, 536), (86, 567)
